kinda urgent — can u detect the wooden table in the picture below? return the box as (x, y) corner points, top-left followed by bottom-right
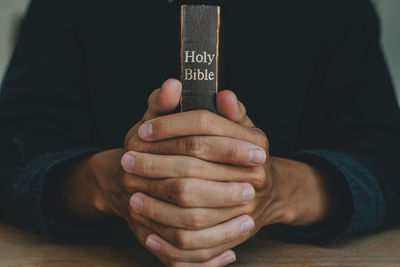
(1, 222), (399, 266)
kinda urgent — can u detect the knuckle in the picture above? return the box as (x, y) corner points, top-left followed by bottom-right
(248, 167), (267, 189)
(126, 138), (136, 151)
(173, 230), (192, 249)
(148, 89), (159, 105)
(128, 138), (152, 154)
(165, 180), (180, 203)
(257, 129), (270, 151)
(263, 138), (270, 156)
(185, 209), (207, 230)
(244, 202), (257, 215)
(184, 136), (206, 157)
(240, 101), (247, 117)
(93, 195), (109, 214)
(121, 174), (133, 192)
(126, 135), (141, 151)
(167, 180), (192, 207)
(197, 249), (214, 262)
(250, 128), (269, 150)
(219, 226), (235, 242)
(186, 158), (204, 178)
(165, 249), (182, 263)
(197, 110), (216, 133)
(281, 208), (297, 225)
(176, 184), (192, 208)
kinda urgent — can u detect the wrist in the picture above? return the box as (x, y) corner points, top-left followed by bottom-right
(64, 156), (108, 221)
(43, 154), (107, 224)
(86, 149), (127, 217)
(43, 149), (126, 224)
(269, 157), (332, 227)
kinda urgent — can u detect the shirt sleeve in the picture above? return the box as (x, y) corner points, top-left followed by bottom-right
(0, 0), (114, 237)
(283, 150), (385, 242)
(287, 0), (400, 241)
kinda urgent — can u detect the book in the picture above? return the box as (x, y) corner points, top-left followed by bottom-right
(180, 5), (221, 113)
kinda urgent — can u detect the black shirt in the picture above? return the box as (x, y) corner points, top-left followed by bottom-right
(1, 0), (400, 240)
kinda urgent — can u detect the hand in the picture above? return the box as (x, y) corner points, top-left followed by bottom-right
(58, 79), (253, 266)
(55, 78), (332, 266)
(120, 92), (333, 265)
(121, 82), (263, 266)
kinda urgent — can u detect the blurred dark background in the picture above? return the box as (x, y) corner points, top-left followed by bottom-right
(0, 0), (399, 103)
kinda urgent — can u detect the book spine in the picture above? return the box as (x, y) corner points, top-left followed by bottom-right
(180, 5), (221, 113)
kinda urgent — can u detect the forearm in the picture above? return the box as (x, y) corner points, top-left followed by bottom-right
(269, 156), (352, 228)
(268, 157), (331, 226)
(43, 149), (124, 224)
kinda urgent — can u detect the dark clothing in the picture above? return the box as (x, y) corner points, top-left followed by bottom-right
(1, 0), (400, 241)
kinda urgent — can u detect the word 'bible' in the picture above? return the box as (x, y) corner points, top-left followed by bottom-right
(180, 5), (221, 113)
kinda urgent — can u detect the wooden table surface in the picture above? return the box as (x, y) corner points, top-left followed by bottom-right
(1, 222), (399, 267)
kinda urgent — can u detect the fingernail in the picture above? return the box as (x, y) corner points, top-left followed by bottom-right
(242, 186), (255, 202)
(222, 253), (236, 266)
(121, 153), (135, 170)
(130, 195), (143, 213)
(241, 218), (255, 235)
(146, 237), (160, 251)
(249, 149), (266, 164)
(139, 123), (153, 139)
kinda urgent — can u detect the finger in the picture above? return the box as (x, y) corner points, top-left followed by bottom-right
(142, 79), (182, 122)
(216, 90), (241, 122)
(124, 79), (182, 147)
(237, 100), (256, 127)
(130, 192), (251, 230)
(130, 223), (154, 246)
(125, 176), (255, 208)
(130, 222), (241, 266)
(167, 250), (236, 267)
(128, 217), (237, 266)
(128, 135), (266, 167)
(121, 151), (267, 186)
(149, 215), (255, 250)
(137, 110), (268, 149)
(146, 234), (237, 264)
(147, 241), (236, 267)
(217, 90), (254, 127)
(130, 223), (183, 267)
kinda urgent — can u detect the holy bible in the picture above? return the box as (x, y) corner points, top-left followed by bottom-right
(180, 5), (221, 113)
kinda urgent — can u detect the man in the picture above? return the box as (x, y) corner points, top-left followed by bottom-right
(1, 0), (400, 266)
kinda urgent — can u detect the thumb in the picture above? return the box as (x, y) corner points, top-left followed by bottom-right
(125, 79), (181, 147)
(142, 78), (182, 122)
(217, 90), (255, 127)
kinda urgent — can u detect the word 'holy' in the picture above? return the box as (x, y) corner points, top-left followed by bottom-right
(184, 51), (216, 81)
(184, 51), (215, 65)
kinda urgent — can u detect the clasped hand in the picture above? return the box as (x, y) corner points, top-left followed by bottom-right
(88, 79), (331, 267)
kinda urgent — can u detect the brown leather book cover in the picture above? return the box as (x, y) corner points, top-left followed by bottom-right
(180, 5), (221, 113)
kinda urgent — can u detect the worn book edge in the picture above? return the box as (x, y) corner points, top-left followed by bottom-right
(180, 5), (221, 113)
